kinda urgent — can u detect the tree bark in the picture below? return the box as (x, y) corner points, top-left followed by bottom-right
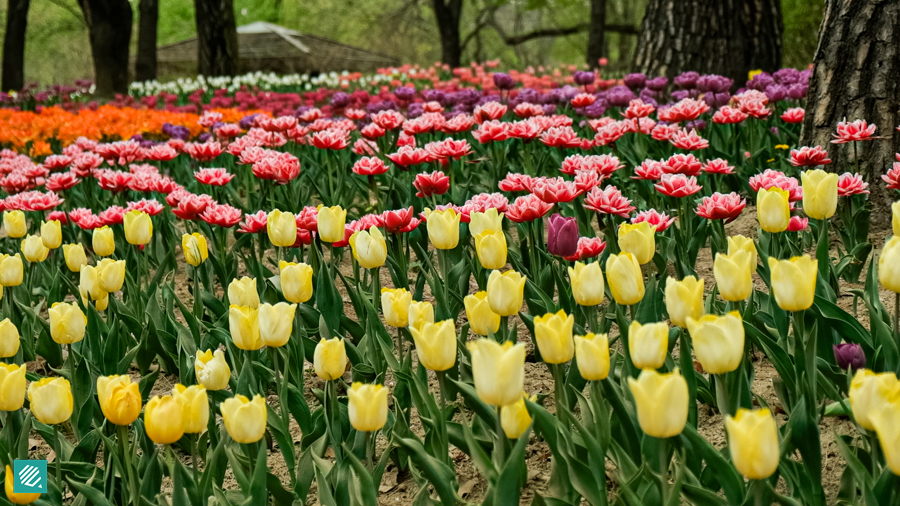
(2, 0), (29, 92)
(801, 0), (900, 211)
(431, 0), (463, 68)
(78, 0), (133, 97)
(586, 0), (606, 68)
(135, 0), (158, 82)
(194, 0), (239, 76)
(633, 0), (782, 86)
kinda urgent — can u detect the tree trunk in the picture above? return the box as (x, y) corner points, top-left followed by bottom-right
(78, 0), (133, 97)
(194, 0), (239, 76)
(135, 0), (158, 82)
(801, 0), (900, 211)
(586, 0), (606, 68)
(633, 0), (782, 86)
(431, 0), (463, 68)
(2, 0), (29, 92)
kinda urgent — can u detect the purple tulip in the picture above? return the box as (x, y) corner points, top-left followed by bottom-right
(646, 77), (669, 91)
(330, 92), (352, 108)
(493, 72), (516, 90)
(674, 71), (700, 89)
(787, 83), (808, 100)
(574, 70), (596, 85)
(547, 214), (579, 258)
(833, 343), (866, 371)
(747, 72), (774, 91)
(624, 73), (647, 90)
(703, 91), (731, 108)
(765, 84), (787, 102)
(393, 86), (415, 101)
(697, 75), (733, 93)
(606, 86), (636, 107)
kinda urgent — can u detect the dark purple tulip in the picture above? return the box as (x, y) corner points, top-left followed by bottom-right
(406, 102), (424, 118)
(542, 104), (557, 115)
(671, 90), (691, 101)
(393, 86), (415, 101)
(646, 76), (669, 91)
(787, 83), (808, 100)
(765, 84), (787, 102)
(422, 89), (446, 103)
(548, 214), (579, 258)
(583, 101), (608, 118)
(239, 114), (259, 130)
(674, 71), (700, 89)
(198, 132), (212, 143)
(773, 68), (801, 85)
(606, 86), (635, 107)
(697, 74), (733, 93)
(833, 343), (866, 371)
(624, 73), (647, 90)
(747, 72), (774, 91)
(330, 92), (352, 108)
(573, 70), (596, 85)
(493, 72), (516, 90)
(703, 91), (731, 108)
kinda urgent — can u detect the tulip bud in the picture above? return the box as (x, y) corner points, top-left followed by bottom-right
(893, 201), (900, 237)
(0, 363), (25, 411)
(879, 236), (900, 293)
(725, 408), (780, 479)
(49, 302), (86, 344)
(535, 310), (575, 364)
(144, 395), (184, 444)
(267, 209), (297, 247)
(195, 349), (231, 390)
(93, 226), (116, 257)
(27, 377), (74, 425)
(258, 302), (296, 347)
(63, 243), (88, 272)
(714, 251), (753, 301)
(381, 288), (412, 327)
(686, 311), (744, 374)
(474, 229), (507, 269)
(605, 252), (644, 306)
(408, 300), (435, 331)
(317, 205), (347, 243)
(801, 169), (839, 220)
(464, 291), (500, 336)
(547, 214), (579, 258)
(618, 222), (656, 265)
(173, 384), (209, 434)
(228, 277), (259, 309)
(5, 464), (40, 504)
(40, 220), (62, 249)
(314, 337), (347, 380)
(574, 333), (610, 381)
(833, 343), (866, 371)
(466, 339), (526, 406)
(757, 187), (790, 233)
(97, 375), (142, 426)
(20, 235), (48, 263)
(768, 255), (817, 312)
(500, 393), (535, 439)
(486, 270), (527, 316)
(628, 321), (668, 370)
(347, 383), (389, 432)
(349, 226), (387, 269)
(870, 392), (900, 475)
(568, 261), (605, 306)
(665, 276), (704, 328)
(0, 320), (18, 359)
(849, 369), (899, 431)
(409, 319), (457, 371)
(123, 210), (153, 245)
(182, 233), (209, 266)
(279, 261), (313, 303)
(0, 254), (22, 287)
(469, 208), (504, 237)
(221, 394), (267, 443)
(426, 208), (461, 250)
(229, 305), (262, 351)
(97, 258), (126, 293)
(727, 235), (758, 272)
(2, 211), (25, 239)
(628, 369), (688, 438)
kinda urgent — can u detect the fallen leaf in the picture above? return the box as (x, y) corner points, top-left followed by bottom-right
(458, 478), (478, 497)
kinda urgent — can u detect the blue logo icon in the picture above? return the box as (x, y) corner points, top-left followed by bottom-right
(13, 460), (46, 494)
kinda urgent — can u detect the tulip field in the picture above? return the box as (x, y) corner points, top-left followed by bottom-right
(0, 64), (899, 506)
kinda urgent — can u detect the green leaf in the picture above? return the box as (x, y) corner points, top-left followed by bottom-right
(395, 437), (459, 505)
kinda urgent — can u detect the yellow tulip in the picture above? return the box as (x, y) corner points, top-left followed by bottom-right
(195, 349), (231, 391)
(49, 302), (86, 344)
(757, 187), (790, 233)
(879, 236), (900, 293)
(426, 208), (461, 250)
(92, 293), (109, 311)
(0, 320), (18, 358)
(408, 301), (435, 331)
(144, 395), (184, 444)
(628, 369), (688, 438)
(173, 384), (209, 434)
(605, 252), (644, 306)
(123, 210), (152, 245)
(221, 394), (267, 443)
(97, 258), (126, 293)
(501, 393), (535, 439)
(469, 208), (504, 237)
(63, 243), (88, 272)
(381, 288), (412, 328)
(27, 377), (73, 425)
(801, 169), (839, 220)
(228, 277), (259, 309)
(870, 390), (900, 475)
(317, 205), (347, 243)
(347, 383), (389, 432)
(628, 321), (668, 370)
(20, 235), (48, 263)
(474, 229), (507, 270)
(849, 369), (899, 431)
(665, 276), (704, 328)
(229, 305), (262, 351)
(92, 226), (115, 257)
(534, 310), (575, 364)
(279, 261), (313, 303)
(267, 209), (297, 247)
(409, 319), (457, 371)
(893, 201), (900, 237)
(768, 255), (817, 312)
(182, 233), (208, 266)
(714, 251), (753, 301)
(0, 254), (22, 287)
(568, 261), (605, 306)
(5, 464), (39, 504)
(574, 333), (610, 381)
(466, 339), (526, 406)
(314, 337), (346, 380)
(79, 265), (105, 301)
(258, 302), (296, 347)
(349, 226), (387, 269)
(2, 211), (25, 238)
(727, 235), (758, 273)
(725, 408), (780, 479)
(486, 270), (526, 316)
(617, 222), (656, 265)
(40, 220), (62, 249)
(464, 291), (500, 336)
(0, 364), (25, 411)
(687, 311), (744, 374)
(97, 375), (142, 426)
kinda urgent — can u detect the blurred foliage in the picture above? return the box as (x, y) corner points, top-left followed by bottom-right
(782, 0), (824, 70)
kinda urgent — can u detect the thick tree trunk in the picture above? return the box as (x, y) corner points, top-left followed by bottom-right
(194, 0), (239, 76)
(2, 0), (29, 92)
(801, 0), (900, 211)
(431, 0), (463, 68)
(633, 0), (782, 85)
(135, 0), (158, 82)
(78, 0), (133, 97)
(586, 0), (606, 68)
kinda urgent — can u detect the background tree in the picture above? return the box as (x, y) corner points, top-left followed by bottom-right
(585, 0), (605, 68)
(135, 0), (158, 82)
(77, 0), (132, 96)
(194, 0), (239, 76)
(431, 0), (463, 67)
(2, 0), (29, 91)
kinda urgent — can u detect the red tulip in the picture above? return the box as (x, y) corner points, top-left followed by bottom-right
(655, 174), (702, 198)
(96, 170), (133, 192)
(184, 142), (224, 162)
(172, 193), (214, 220)
(238, 210), (268, 234)
(651, 124), (681, 141)
(633, 160), (665, 181)
(514, 103), (544, 119)
(195, 168), (234, 186)
(781, 108), (805, 124)
(361, 124), (386, 139)
(664, 153), (703, 176)
(413, 171), (450, 198)
(466, 192), (509, 213)
(837, 172), (869, 196)
(46, 172), (80, 192)
(296, 206), (319, 232)
(532, 177), (579, 204)
(787, 215), (809, 232)
(658, 98), (710, 123)
(352, 157), (389, 176)
(371, 110), (406, 130)
(669, 129), (709, 151)
(631, 209), (675, 232)
(387, 147), (434, 168)
(252, 152), (300, 183)
(425, 139), (472, 161)
(701, 158), (735, 175)
(505, 194), (554, 223)
(127, 199), (164, 216)
(540, 126), (582, 148)
(622, 99), (655, 119)
(696, 192), (746, 222)
(473, 102), (507, 123)
(472, 120), (509, 143)
(712, 106), (748, 125)
(563, 236), (607, 262)
(571, 93), (596, 108)
(499, 173), (534, 192)
(593, 121), (628, 146)
(311, 130), (350, 150)
(882, 162), (900, 190)
(383, 207), (417, 233)
(832, 119), (879, 144)
(748, 169), (803, 201)
(789, 146), (831, 167)
(583, 185), (636, 218)
(98, 205), (126, 225)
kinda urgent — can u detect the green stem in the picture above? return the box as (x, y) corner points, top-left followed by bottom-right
(894, 293), (899, 350)
(495, 406), (505, 464)
(658, 438), (669, 502)
(435, 370), (449, 467)
(549, 363), (567, 414)
(54, 425), (64, 498)
(715, 373), (732, 417)
(585, 304), (599, 333)
(498, 315), (508, 343)
(365, 431), (374, 472)
(190, 433), (199, 477)
(117, 425), (140, 506)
